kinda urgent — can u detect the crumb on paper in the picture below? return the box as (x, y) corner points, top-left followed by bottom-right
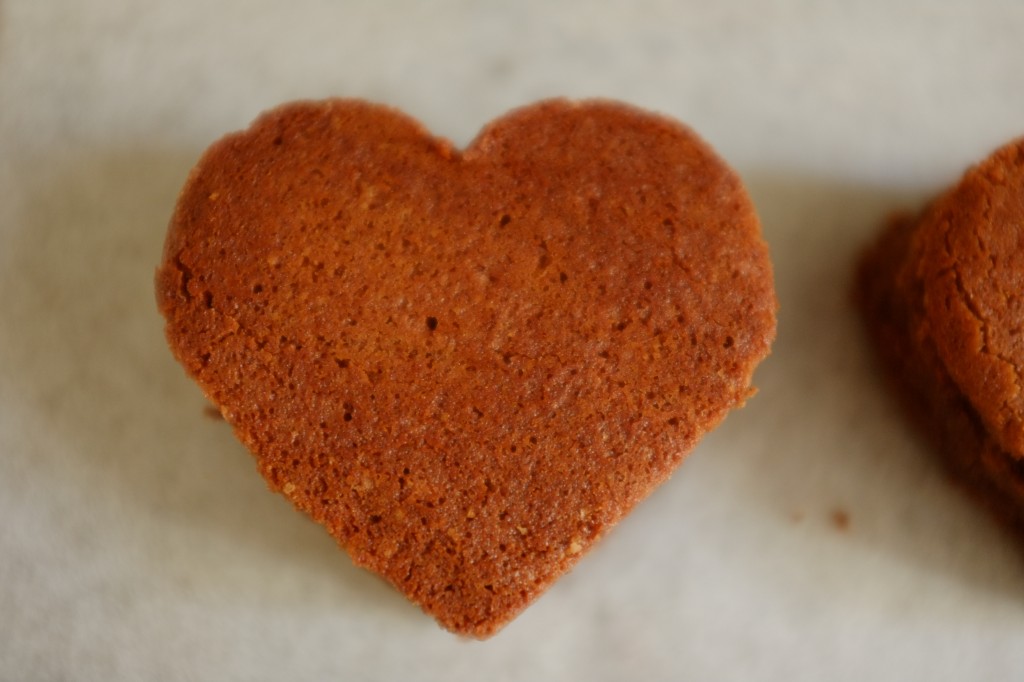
(830, 508), (850, 532)
(203, 405), (224, 420)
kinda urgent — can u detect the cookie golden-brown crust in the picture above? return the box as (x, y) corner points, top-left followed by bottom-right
(917, 142), (1024, 458)
(857, 138), (1024, 533)
(156, 99), (776, 636)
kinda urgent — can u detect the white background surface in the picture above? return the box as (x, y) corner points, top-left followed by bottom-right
(2, 2), (1024, 680)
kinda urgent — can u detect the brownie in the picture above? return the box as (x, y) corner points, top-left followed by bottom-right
(857, 138), (1024, 533)
(156, 98), (777, 636)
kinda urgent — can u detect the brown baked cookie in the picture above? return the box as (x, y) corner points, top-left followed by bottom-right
(857, 138), (1024, 533)
(156, 99), (776, 637)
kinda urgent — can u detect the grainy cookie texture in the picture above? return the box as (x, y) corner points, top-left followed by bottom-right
(156, 99), (776, 637)
(857, 138), (1024, 534)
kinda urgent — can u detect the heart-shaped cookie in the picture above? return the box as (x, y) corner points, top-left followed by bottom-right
(156, 99), (776, 637)
(857, 137), (1024, 533)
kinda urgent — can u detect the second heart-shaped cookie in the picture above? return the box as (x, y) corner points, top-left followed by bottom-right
(156, 99), (776, 637)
